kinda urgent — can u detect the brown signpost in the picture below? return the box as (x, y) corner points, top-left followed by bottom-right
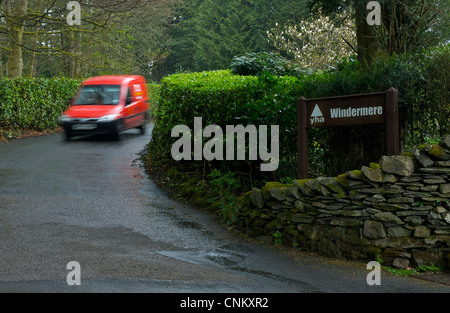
(297, 88), (399, 179)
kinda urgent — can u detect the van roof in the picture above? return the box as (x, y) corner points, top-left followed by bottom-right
(82, 75), (145, 85)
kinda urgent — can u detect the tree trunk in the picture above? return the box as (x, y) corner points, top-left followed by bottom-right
(68, 28), (82, 78)
(354, 1), (380, 67)
(324, 2), (385, 176)
(5, 0), (29, 78)
(29, 0), (42, 77)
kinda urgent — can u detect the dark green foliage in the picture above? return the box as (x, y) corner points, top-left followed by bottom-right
(229, 52), (303, 77)
(164, 0), (309, 75)
(147, 69), (303, 186)
(145, 46), (448, 224)
(307, 45), (449, 154)
(148, 44), (449, 182)
(0, 77), (81, 130)
(420, 44), (450, 136)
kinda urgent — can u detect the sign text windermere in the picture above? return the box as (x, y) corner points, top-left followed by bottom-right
(304, 92), (387, 128)
(297, 88), (399, 178)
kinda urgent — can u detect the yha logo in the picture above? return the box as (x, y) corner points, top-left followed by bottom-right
(310, 104), (324, 124)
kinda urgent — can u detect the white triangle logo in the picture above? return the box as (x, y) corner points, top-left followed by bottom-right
(310, 104), (325, 124)
(311, 104), (323, 118)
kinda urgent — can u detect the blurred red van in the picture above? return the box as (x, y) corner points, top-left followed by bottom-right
(60, 75), (149, 140)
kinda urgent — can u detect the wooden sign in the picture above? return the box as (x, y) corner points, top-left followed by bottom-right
(297, 88), (399, 179)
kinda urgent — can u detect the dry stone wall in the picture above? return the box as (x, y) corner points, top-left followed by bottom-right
(235, 135), (450, 270)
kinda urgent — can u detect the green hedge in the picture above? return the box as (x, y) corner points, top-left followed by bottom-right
(148, 45), (449, 181)
(148, 70), (303, 181)
(298, 45), (449, 163)
(0, 77), (81, 130)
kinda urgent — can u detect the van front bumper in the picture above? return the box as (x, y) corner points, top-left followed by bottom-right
(62, 119), (123, 136)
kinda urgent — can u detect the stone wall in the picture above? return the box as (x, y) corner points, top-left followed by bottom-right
(235, 135), (450, 270)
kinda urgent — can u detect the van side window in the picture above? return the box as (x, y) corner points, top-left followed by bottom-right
(126, 89), (132, 105)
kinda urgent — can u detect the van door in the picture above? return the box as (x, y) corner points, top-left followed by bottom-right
(137, 81), (149, 119)
(123, 87), (141, 129)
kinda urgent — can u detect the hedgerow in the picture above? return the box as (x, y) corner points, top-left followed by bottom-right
(147, 70), (305, 185)
(0, 77), (81, 130)
(147, 44), (449, 185)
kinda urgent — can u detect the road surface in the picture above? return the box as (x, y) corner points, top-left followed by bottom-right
(0, 125), (448, 295)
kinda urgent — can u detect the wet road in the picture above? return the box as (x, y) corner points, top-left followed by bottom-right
(0, 125), (448, 294)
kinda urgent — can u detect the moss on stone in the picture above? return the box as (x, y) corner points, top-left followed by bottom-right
(419, 144), (446, 157)
(265, 219), (283, 232)
(428, 145), (446, 157)
(287, 229), (300, 238)
(235, 191), (252, 210)
(370, 162), (380, 169)
(402, 151), (415, 160)
(347, 169), (364, 180)
(261, 182), (286, 199)
(336, 174), (349, 187)
(295, 179), (311, 187)
(418, 144), (427, 151)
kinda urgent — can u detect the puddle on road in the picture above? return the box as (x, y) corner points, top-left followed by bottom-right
(176, 220), (202, 230)
(144, 202), (217, 237)
(155, 245), (317, 291)
(204, 247), (246, 267)
(156, 245), (247, 269)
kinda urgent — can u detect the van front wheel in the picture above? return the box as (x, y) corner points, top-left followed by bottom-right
(138, 122), (146, 135)
(112, 119), (123, 141)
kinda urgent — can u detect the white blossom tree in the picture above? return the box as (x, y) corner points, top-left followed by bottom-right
(267, 13), (357, 71)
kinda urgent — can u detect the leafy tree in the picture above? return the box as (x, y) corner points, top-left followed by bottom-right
(307, 0), (450, 65)
(164, 0), (310, 75)
(229, 51), (302, 76)
(0, 0), (178, 79)
(376, 0), (450, 54)
(1, 0), (28, 77)
(267, 12), (357, 71)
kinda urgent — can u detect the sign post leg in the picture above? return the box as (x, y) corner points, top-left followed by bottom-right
(386, 88), (399, 155)
(297, 97), (309, 179)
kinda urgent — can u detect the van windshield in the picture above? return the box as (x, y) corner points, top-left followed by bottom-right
(75, 85), (121, 105)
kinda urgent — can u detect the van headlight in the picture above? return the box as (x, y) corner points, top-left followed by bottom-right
(98, 114), (117, 122)
(59, 115), (72, 123)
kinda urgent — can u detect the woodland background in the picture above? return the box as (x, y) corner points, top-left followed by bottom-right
(0, 0), (445, 81)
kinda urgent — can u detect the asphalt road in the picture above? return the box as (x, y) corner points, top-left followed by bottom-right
(0, 125), (448, 295)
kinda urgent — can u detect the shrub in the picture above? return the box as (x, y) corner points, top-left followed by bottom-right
(419, 44), (450, 137)
(229, 52), (303, 77)
(0, 77), (81, 130)
(147, 69), (304, 187)
(147, 83), (162, 119)
(299, 45), (449, 164)
(147, 45), (449, 186)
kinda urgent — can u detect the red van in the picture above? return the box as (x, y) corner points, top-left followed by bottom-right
(60, 75), (149, 140)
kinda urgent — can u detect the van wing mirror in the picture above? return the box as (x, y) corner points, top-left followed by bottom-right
(126, 96), (133, 105)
